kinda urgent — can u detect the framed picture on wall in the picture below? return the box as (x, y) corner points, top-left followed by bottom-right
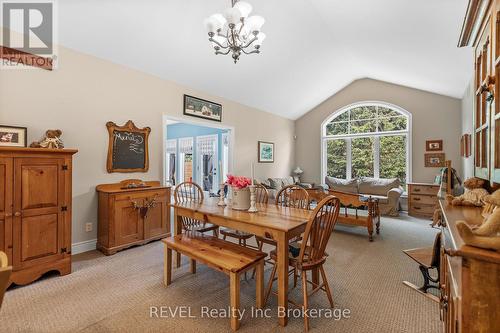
(183, 95), (222, 122)
(0, 125), (27, 147)
(258, 141), (274, 163)
(425, 153), (445, 167)
(426, 139), (443, 151)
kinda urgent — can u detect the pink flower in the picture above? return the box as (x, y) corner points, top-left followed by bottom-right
(226, 175), (251, 189)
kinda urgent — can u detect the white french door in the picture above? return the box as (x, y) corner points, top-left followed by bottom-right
(196, 134), (218, 193)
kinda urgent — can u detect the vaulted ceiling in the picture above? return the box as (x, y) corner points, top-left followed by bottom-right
(57, 0), (472, 119)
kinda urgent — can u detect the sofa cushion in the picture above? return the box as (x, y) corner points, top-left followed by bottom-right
(325, 176), (358, 194)
(259, 179), (272, 189)
(268, 178), (284, 190)
(358, 177), (400, 196)
(282, 176), (295, 186)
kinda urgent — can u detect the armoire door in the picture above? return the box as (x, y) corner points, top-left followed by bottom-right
(113, 196), (144, 246)
(144, 192), (168, 239)
(12, 157), (66, 269)
(0, 158), (13, 264)
(493, 5), (500, 183)
(474, 13), (493, 180)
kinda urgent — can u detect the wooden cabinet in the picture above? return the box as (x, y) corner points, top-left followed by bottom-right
(408, 183), (439, 218)
(438, 200), (500, 332)
(96, 180), (170, 255)
(0, 147), (77, 286)
(460, 0), (500, 184)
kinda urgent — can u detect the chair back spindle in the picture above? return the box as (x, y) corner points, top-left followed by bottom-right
(276, 185), (310, 210)
(255, 184), (269, 204)
(174, 182), (205, 231)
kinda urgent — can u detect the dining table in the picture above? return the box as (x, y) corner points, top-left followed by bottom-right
(170, 197), (313, 327)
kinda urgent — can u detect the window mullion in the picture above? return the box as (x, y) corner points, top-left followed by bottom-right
(374, 136), (380, 178)
(346, 138), (352, 179)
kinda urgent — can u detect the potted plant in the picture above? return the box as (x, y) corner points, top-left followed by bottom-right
(226, 175), (252, 210)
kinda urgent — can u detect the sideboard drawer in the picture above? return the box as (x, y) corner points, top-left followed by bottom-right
(410, 195), (437, 205)
(410, 184), (439, 196)
(409, 203), (435, 216)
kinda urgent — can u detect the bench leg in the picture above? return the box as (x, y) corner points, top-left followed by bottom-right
(190, 259), (196, 274)
(255, 262), (264, 309)
(164, 246), (172, 286)
(230, 272), (241, 331)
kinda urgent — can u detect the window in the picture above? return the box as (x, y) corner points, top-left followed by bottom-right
(178, 137), (194, 183)
(166, 139), (177, 186)
(322, 103), (411, 186)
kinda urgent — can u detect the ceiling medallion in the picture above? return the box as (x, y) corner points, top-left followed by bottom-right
(204, 0), (265, 64)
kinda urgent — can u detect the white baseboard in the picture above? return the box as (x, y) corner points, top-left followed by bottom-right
(72, 239), (97, 255)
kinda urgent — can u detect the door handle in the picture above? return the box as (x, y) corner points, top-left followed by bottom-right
(4, 213), (12, 218)
(14, 212), (21, 217)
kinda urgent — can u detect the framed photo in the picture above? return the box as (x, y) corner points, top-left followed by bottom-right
(183, 95), (222, 122)
(0, 125), (27, 147)
(426, 139), (443, 151)
(258, 141), (274, 163)
(425, 153), (445, 167)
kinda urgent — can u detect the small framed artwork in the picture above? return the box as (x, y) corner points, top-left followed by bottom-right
(183, 95), (222, 122)
(258, 141), (274, 163)
(426, 139), (443, 151)
(425, 153), (446, 167)
(0, 125), (27, 147)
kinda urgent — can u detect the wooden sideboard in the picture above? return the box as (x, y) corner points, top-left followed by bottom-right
(438, 200), (500, 332)
(96, 180), (170, 255)
(0, 147), (77, 286)
(408, 183), (439, 218)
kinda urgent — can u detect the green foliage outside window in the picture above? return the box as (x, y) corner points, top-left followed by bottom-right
(325, 105), (408, 185)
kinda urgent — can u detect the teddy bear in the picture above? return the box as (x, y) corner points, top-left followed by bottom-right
(456, 189), (500, 251)
(30, 129), (64, 149)
(445, 177), (489, 207)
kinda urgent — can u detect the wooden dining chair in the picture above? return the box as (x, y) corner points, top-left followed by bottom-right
(264, 195), (341, 331)
(0, 251), (12, 310)
(174, 182), (219, 236)
(256, 185), (310, 252)
(220, 184), (269, 247)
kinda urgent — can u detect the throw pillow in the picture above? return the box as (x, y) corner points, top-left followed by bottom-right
(358, 177), (400, 196)
(325, 176), (358, 194)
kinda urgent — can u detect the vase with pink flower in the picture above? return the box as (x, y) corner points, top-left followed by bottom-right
(226, 174), (252, 210)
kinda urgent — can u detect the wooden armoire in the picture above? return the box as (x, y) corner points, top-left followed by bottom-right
(0, 147), (77, 286)
(460, 0), (500, 184)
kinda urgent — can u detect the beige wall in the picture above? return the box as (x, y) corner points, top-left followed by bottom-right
(295, 78), (463, 184)
(0, 46), (295, 245)
(461, 78), (475, 179)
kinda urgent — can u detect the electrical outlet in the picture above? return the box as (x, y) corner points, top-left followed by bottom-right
(85, 223), (93, 232)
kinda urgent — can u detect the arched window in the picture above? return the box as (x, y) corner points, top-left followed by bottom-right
(321, 102), (411, 186)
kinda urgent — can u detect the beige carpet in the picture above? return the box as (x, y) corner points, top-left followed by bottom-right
(1, 214), (441, 333)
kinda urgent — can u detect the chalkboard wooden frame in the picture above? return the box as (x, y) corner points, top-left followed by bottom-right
(106, 120), (151, 173)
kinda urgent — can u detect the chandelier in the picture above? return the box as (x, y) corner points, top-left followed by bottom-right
(203, 0), (265, 64)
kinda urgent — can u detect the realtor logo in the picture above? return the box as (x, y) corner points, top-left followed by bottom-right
(1, 1), (57, 70)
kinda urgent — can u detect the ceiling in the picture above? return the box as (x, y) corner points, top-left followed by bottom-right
(57, 0), (472, 120)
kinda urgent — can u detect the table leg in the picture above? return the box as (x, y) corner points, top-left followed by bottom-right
(174, 209), (182, 268)
(164, 246), (172, 286)
(277, 232), (288, 327)
(255, 261), (264, 309)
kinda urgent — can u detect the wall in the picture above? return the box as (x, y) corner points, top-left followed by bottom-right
(166, 122), (228, 185)
(295, 78), (463, 184)
(0, 46), (295, 246)
(461, 78), (475, 179)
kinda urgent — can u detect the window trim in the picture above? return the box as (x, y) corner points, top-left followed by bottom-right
(320, 101), (412, 184)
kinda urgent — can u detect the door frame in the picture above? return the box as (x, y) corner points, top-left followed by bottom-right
(162, 115), (235, 187)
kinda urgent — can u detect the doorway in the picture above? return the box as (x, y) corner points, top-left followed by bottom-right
(163, 116), (234, 196)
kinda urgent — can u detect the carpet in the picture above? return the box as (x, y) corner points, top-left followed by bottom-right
(0, 213), (441, 333)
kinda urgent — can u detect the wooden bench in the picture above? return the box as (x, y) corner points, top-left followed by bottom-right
(162, 233), (266, 331)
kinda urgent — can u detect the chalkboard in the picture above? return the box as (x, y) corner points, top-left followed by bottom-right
(106, 121), (150, 173)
